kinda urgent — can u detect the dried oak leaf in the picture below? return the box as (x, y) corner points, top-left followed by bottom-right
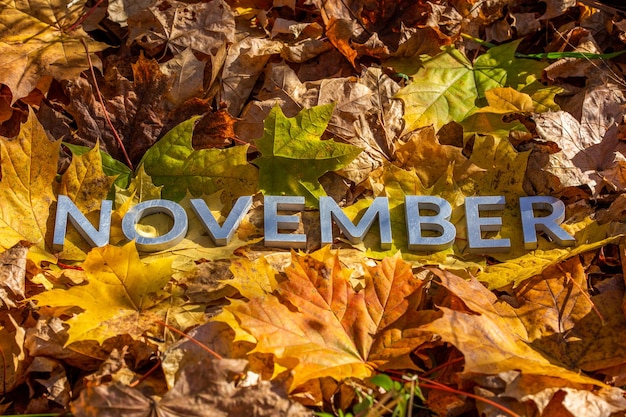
(0, 0), (108, 101)
(66, 54), (169, 166)
(215, 249), (433, 391)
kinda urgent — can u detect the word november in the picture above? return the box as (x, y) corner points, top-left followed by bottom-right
(53, 195), (575, 253)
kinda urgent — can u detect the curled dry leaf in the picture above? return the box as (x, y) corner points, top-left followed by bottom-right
(532, 82), (626, 195)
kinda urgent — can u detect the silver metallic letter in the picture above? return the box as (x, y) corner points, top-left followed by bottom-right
(53, 195), (112, 251)
(520, 196), (575, 249)
(320, 196), (392, 249)
(190, 196), (252, 245)
(405, 196), (455, 251)
(122, 200), (188, 252)
(465, 196), (511, 253)
(264, 195), (306, 248)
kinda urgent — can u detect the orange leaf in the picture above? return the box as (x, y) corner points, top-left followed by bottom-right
(217, 249), (432, 390)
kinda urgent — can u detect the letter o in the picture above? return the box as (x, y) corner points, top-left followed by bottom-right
(122, 200), (188, 252)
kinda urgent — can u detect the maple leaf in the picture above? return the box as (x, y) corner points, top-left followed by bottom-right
(532, 82), (626, 195)
(55, 143), (119, 261)
(254, 104), (362, 207)
(0, 0), (109, 101)
(0, 110), (60, 263)
(141, 116), (258, 207)
(127, 0), (235, 56)
(66, 53), (170, 166)
(422, 268), (606, 386)
(394, 40), (558, 132)
(238, 63), (404, 185)
(32, 241), (185, 345)
(215, 249), (433, 391)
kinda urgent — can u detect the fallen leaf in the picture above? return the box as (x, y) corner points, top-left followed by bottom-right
(141, 116), (258, 206)
(421, 268), (607, 386)
(66, 54), (170, 166)
(0, 245), (28, 308)
(159, 49), (206, 106)
(533, 82), (626, 195)
(0, 0), (108, 101)
(0, 109), (60, 263)
(72, 358), (311, 417)
(127, 0), (235, 55)
(394, 40), (555, 132)
(216, 249), (432, 391)
(0, 314), (26, 394)
(31, 241), (177, 345)
(253, 104), (361, 207)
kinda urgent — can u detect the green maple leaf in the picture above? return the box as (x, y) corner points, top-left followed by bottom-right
(141, 116), (258, 207)
(394, 40), (559, 132)
(254, 104), (362, 208)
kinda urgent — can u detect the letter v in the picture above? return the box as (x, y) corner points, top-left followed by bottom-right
(190, 196), (253, 245)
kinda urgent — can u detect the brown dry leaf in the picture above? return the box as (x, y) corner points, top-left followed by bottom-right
(66, 54), (169, 165)
(0, 245), (27, 308)
(192, 109), (238, 149)
(532, 82), (626, 195)
(159, 48), (206, 106)
(0, 314), (26, 395)
(0, 0), (108, 101)
(326, 18), (358, 67)
(216, 249), (433, 391)
(72, 358), (311, 417)
(127, 0), (235, 55)
(221, 37), (284, 116)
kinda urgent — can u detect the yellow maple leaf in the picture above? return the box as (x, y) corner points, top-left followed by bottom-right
(57, 143), (118, 261)
(0, 0), (109, 100)
(0, 110), (60, 263)
(31, 241), (187, 346)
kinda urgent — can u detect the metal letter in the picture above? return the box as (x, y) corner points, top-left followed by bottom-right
(520, 196), (575, 249)
(405, 196), (455, 251)
(263, 195), (306, 248)
(53, 195), (112, 251)
(320, 196), (392, 249)
(465, 196), (511, 253)
(122, 200), (188, 252)
(190, 196), (253, 245)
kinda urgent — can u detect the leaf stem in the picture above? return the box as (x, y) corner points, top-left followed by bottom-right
(67, 0), (105, 33)
(155, 320), (223, 360)
(81, 39), (134, 170)
(418, 377), (522, 417)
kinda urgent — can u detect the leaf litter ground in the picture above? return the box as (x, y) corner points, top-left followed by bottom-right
(3, 0), (626, 416)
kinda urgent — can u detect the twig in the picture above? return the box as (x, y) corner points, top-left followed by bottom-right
(81, 39), (134, 170)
